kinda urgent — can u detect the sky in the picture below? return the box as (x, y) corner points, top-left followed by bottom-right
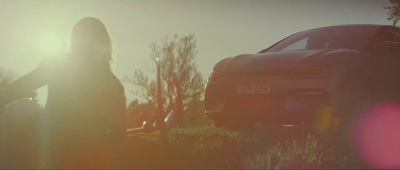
(0, 0), (392, 105)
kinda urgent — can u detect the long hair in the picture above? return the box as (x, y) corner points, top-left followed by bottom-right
(70, 17), (113, 69)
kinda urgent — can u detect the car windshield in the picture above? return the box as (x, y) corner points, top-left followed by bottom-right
(266, 26), (378, 52)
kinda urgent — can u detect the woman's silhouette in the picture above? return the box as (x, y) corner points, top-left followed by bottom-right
(0, 17), (126, 168)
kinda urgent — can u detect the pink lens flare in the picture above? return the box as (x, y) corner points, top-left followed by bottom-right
(352, 102), (400, 169)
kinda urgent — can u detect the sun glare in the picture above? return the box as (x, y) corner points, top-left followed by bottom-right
(39, 32), (68, 57)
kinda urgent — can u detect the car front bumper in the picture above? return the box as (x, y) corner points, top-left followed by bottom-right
(204, 77), (339, 125)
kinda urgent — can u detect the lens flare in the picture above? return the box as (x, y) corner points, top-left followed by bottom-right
(314, 105), (333, 132)
(352, 102), (400, 169)
(38, 32), (67, 56)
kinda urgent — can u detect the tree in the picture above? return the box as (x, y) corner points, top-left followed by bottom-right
(384, 0), (400, 26)
(126, 34), (204, 125)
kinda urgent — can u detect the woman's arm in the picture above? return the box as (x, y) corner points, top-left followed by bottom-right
(0, 62), (48, 110)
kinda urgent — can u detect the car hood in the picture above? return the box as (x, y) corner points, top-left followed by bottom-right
(221, 49), (360, 72)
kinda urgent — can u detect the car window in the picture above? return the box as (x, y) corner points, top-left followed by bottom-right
(266, 26), (378, 53)
(281, 38), (309, 51)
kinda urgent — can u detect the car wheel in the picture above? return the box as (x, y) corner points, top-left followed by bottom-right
(340, 73), (371, 113)
(333, 71), (372, 149)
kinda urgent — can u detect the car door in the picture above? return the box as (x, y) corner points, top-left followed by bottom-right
(370, 26), (400, 101)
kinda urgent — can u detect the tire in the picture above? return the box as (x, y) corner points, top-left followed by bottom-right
(333, 71), (372, 150)
(340, 74), (371, 113)
(337, 72), (371, 123)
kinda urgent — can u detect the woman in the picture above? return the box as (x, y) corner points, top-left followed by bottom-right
(0, 17), (127, 168)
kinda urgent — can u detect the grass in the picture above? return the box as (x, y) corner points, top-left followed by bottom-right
(0, 119), (363, 169)
(244, 135), (340, 169)
(119, 126), (244, 168)
(117, 125), (359, 169)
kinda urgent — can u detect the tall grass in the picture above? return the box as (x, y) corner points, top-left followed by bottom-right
(119, 126), (244, 168)
(120, 125), (353, 169)
(244, 135), (341, 169)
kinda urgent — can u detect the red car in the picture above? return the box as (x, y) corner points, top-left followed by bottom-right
(205, 24), (400, 130)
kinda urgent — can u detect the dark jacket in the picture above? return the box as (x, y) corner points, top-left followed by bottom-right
(2, 53), (127, 168)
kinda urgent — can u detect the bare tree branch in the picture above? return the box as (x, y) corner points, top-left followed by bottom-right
(126, 34), (204, 124)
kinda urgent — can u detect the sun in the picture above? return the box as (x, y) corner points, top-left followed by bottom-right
(38, 32), (68, 57)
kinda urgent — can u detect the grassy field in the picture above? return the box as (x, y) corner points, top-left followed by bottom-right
(116, 125), (366, 169)
(0, 117), (374, 169)
(0, 103), (373, 169)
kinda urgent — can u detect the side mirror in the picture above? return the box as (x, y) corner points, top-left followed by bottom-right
(375, 41), (400, 56)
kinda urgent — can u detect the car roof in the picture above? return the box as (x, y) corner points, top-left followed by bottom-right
(258, 24), (395, 53)
(300, 24), (389, 33)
